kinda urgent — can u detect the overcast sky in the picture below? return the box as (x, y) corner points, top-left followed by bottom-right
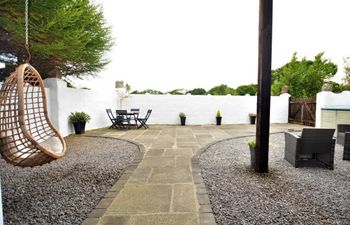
(78, 0), (350, 92)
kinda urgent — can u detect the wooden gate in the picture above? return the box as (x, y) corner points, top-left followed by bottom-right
(289, 98), (316, 126)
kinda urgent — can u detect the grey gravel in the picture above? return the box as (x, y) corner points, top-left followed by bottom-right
(199, 133), (350, 225)
(0, 136), (140, 225)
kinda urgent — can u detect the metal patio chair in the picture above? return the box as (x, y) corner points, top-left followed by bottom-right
(106, 109), (119, 128)
(137, 109), (152, 129)
(116, 110), (131, 129)
(284, 128), (336, 170)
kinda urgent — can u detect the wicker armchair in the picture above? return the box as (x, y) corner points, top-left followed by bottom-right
(336, 124), (350, 146)
(284, 128), (336, 170)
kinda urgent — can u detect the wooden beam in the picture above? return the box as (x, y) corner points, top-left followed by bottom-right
(255, 0), (273, 173)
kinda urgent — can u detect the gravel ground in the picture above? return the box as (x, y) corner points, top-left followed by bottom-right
(199, 133), (350, 225)
(0, 136), (140, 225)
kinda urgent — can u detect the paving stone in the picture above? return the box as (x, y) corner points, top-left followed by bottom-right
(173, 184), (197, 212)
(107, 184), (172, 213)
(96, 198), (114, 209)
(197, 194), (210, 205)
(128, 167), (152, 183)
(100, 215), (131, 225)
(139, 156), (175, 168)
(164, 148), (193, 157)
(199, 205), (213, 213)
(177, 137), (196, 142)
(104, 191), (119, 198)
(177, 142), (200, 148)
(129, 213), (198, 225)
(81, 218), (100, 225)
(87, 208), (106, 218)
(175, 156), (192, 168)
(109, 182), (126, 192)
(152, 142), (175, 148)
(148, 166), (193, 183)
(199, 213), (217, 225)
(145, 148), (165, 157)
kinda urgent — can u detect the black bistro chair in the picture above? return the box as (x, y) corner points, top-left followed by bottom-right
(106, 109), (119, 128)
(137, 109), (152, 129)
(116, 110), (131, 129)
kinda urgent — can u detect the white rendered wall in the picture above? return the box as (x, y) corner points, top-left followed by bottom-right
(122, 93), (290, 125)
(41, 79), (290, 136)
(44, 78), (118, 137)
(315, 91), (350, 127)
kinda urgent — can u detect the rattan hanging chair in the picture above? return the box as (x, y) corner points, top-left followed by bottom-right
(0, 63), (66, 167)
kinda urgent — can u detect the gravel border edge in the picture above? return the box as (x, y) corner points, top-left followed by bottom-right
(79, 135), (146, 225)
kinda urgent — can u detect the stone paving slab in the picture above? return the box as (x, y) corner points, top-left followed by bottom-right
(148, 166), (193, 183)
(83, 124), (306, 225)
(106, 184), (172, 213)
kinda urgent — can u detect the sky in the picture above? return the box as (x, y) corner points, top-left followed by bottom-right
(76, 0), (350, 92)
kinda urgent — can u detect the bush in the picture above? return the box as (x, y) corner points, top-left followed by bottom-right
(179, 112), (186, 118)
(68, 112), (91, 123)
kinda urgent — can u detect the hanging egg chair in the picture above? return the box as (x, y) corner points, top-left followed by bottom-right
(0, 63), (66, 167)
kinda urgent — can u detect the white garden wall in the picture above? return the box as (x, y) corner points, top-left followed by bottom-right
(316, 91), (350, 127)
(1, 78), (290, 137)
(44, 78), (118, 137)
(122, 93), (290, 125)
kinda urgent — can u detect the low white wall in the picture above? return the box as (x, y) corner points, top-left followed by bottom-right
(1, 78), (290, 137)
(44, 78), (118, 137)
(316, 91), (350, 127)
(122, 93), (290, 125)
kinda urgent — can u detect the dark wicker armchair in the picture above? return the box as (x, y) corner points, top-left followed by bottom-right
(284, 128), (336, 170)
(336, 124), (350, 145)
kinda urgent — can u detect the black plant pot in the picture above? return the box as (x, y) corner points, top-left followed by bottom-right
(250, 146), (256, 169)
(216, 117), (222, 125)
(73, 121), (86, 134)
(180, 117), (186, 126)
(249, 116), (256, 125)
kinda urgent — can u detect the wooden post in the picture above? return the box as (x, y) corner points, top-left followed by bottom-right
(255, 0), (273, 173)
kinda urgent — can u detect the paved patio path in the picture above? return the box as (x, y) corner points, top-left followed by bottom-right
(83, 124), (305, 225)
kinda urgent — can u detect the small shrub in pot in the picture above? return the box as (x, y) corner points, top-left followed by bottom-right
(68, 112), (91, 134)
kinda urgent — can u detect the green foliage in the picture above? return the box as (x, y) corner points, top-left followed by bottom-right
(187, 88), (207, 95)
(68, 111), (91, 123)
(235, 84), (257, 96)
(343, 57), (350, 90)
(168, 89), (186, 95)
(216, 110), (221, 117)
(248, 140), (256, 148)
(208, 84), (235, 95)
(131, 89), (164, 94)
(179, 112), (186, 118)
(0, 0), (113, 80)
(271, 52), (337, 98)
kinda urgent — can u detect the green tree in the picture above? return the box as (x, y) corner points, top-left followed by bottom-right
(131, 89), (164, 94)
(187, 88), (207, 95)
(168, 89), (186, 95)
(343, 57), (350, 90)
(0, 0), (113, 81)
(208, 84), (235, 95)
(271, 52), (337, 98)
(235, 84), (257, 96)
(324, 81), (345, 93)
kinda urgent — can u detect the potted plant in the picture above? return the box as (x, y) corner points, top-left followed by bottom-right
(68, 112), (91, 134)
(249, 113), (256, 124)
(216, 110), (222, 125)
(179, 112), (186, 126)
(248, 140), (256, 168)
